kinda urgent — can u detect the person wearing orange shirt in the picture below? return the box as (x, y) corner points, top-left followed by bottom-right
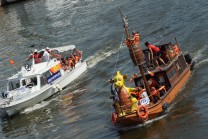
(125, 31), (140, 47)
(72, 48), (82, 63)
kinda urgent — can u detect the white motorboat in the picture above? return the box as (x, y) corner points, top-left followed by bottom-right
(0, 45), (87, 118)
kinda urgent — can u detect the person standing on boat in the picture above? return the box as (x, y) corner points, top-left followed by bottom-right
(72, 48), (82, 63)
(109, 79), (119, 101)
(42, 47), (51, 62)
(145, 42), (166, 67)
(125, 31), (140, 47)
(26, 49), (41, 64)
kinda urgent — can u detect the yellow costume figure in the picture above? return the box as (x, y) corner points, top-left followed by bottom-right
(113, 71), (138, 116)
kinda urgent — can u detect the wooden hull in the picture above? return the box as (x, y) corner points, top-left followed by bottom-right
(116, 65), (191, 127)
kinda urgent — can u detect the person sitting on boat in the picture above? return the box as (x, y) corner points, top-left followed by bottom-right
(168, 49), (176, 59)
(26, 49), (41, 64)
(42, 47), (51, 62)
(145, 42), (166, 67)
(61, 57), (68, 71)
(133, 85), (149, 100)
(50, 50), (62, 60)
(67, 56), (75, 69)
(125, 31), (140, 47)
(151, 87), (160, 103)
(172, 45), (181, 55)
(151, 86), (166, 103)
(72, 48), (82, 63)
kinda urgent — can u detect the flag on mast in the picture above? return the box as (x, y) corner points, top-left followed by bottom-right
(9, 59), (15, 65)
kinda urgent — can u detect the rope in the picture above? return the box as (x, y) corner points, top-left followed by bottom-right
(114, 34), (124, 71)
(113, 33), (125, 75)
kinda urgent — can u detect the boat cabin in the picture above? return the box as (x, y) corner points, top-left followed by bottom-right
(5, 58), (65, 100)
(134, 42), (189, 98)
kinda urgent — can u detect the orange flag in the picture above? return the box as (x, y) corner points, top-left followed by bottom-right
(9, 59), (15, 65)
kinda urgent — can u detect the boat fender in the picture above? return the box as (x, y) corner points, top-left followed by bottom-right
(137, 105), (148, 121)
(53, 84), (62, 91)
(111, 112), (117, 126)
(0, 108), (9, 122)
(162, 102), (170, 111)
(184, 54), (192, 64)
(56, 84), (62, 91)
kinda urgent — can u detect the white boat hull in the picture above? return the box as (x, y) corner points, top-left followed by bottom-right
(2, 61), (87, 116)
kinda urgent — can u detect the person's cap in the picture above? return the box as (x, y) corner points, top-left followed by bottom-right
(34, 49), (38, 52)
(132, 31), (136, 34)
(46, 47), (49, 50)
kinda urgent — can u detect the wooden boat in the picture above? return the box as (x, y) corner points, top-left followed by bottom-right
(110, 12), (195, 127)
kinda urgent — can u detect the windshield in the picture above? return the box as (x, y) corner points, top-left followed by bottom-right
(8, 80), (20, 91)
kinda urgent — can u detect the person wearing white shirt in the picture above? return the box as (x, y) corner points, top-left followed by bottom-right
(43, 47), (51, 62)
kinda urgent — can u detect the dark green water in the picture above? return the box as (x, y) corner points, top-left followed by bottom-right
(0, 0), (208, 138)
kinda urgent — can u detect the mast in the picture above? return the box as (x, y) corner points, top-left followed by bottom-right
(119, 9), (152, 98)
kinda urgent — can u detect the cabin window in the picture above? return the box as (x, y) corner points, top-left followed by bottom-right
(175, 61), (183, 75)
(8, 80), (20, 91)
(167, 66), (177, 80)
(40, 76), (48, 87)
(31, 77), (38, 86)
(159, 76), (165, 85)
(44, 71), (52, 79)
(40, 71), (52, 87)
(21, 77), (38, 88)
(178, 55), (187, 70)
(22, 80), (26, 86)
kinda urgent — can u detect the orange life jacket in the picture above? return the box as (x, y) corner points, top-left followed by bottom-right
(133, 34), (140, 46)
(125, 39), (132, 47)
(75, 56), (79, 62)
(173, 46), (180, 55)
(68, 59), (74, 67)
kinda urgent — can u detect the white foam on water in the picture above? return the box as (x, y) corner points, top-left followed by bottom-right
(21, 98), (57, 114)
(192, 44), (208, 62)
(195, 58), (208, 68)
(86, 44), (125, 68)
(118, 114), (167, 131)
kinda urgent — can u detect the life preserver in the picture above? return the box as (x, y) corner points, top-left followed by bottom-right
(111, 112), (117, 126)
(137, 105), (148, 121)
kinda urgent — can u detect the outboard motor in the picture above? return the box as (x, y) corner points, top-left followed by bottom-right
(184, 54), (195, 70)
(184, 54), (192, 64)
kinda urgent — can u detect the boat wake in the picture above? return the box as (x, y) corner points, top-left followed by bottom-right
(21, 88), (86, 114)
(118, 114), (167, 132)
(85, 44), (125, 68)
(21, 98), (58, 114)
(192, 44), (208, 68)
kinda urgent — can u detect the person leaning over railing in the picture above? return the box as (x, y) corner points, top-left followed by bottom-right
(145, 42), (166, 67)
